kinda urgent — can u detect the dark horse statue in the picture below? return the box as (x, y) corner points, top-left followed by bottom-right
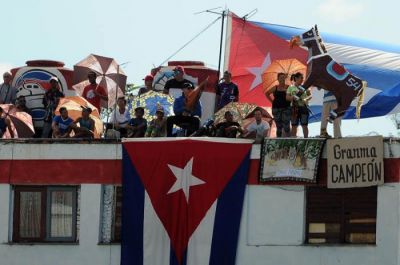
(290, 25), (366, 121)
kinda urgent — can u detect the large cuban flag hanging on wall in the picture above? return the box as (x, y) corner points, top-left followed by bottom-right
(224, 12), (400, 120)
(121, 138), (252, 265)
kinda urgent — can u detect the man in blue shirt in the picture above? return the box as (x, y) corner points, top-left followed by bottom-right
(215, 71), (239, 110)
(167, 83), (202, 137)
(127, 107), (147, 138)
(52, 107), (73, 138)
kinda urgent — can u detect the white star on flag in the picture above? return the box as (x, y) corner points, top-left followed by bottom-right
(246, 52), (271, 91)
(167, 157), (205, 202)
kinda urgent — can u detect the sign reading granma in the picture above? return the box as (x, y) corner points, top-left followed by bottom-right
(260, 138), (325, 183)
(327, 136), (384, 188)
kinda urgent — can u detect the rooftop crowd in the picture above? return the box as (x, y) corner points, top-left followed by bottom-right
(0, 65), (340, 141)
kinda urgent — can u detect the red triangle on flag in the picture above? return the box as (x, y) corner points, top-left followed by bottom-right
(227, 14), (307, 106)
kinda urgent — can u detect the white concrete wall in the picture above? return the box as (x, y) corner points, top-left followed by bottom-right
(247, 185), (305, 246)
(237, 184), (400, 265)
(0, 183), (399, 265)
(0, 184), (120, 265)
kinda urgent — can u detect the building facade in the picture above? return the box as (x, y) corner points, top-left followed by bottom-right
(0, 139), (399, 265)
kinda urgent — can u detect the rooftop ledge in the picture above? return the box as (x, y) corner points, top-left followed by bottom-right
(0, 137), (399, 160)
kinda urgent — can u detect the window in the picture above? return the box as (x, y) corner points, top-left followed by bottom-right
(13, 186), (79, 243)
(306, 186), (377, 244)
(100, 185), (122, 243)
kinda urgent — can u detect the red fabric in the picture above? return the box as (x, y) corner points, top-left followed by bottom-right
(82, 84), (107, 111)
(0, 156), (397, 186)
(227, 15), (307, 107)
(124, 139), (252, 263)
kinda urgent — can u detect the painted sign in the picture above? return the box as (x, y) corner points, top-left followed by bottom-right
(260, 138), (325, 182)
(327, 136), (384, 188)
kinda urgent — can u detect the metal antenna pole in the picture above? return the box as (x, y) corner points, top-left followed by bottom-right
(217, 10), (226, 78)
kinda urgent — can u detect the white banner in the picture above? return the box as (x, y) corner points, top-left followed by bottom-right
(327, 136), (384, 188)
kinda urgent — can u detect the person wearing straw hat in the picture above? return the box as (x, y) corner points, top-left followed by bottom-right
(145, 105), (167, 137)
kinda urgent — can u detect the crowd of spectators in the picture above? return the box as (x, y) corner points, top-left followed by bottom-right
(0, 66), (274, 141)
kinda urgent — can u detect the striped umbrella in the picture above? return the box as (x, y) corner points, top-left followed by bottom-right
(73, 54), (127, 108)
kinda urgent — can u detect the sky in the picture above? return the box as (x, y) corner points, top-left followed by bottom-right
(1, 0), (399, 136)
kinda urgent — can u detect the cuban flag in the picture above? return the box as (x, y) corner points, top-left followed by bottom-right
(225, 12), (400, 119)
(121, 138), (252, 265)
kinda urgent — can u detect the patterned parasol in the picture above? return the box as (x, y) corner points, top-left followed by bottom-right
(214, 102), (260, 126)
(129, 91), (174, 121)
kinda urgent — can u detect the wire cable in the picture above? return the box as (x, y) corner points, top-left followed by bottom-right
(158, 16), (222, 67)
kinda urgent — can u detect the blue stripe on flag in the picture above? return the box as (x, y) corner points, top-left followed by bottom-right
(121, 147), (145, 265)
(170, 246), (187, 265)
(344, 64), (400, 90)
(345, 83), (400, 118)
(251, 21), (400, 53)
(209, 152), (250, 265)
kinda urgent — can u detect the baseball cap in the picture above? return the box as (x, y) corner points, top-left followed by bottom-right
(81, 106), (93, 113)
(173, 66), (185, 74)
(49, 76), (59, 83)
(143, 75), (154, 82)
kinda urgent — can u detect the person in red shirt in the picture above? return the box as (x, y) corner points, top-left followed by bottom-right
(82, 71), (108, 111)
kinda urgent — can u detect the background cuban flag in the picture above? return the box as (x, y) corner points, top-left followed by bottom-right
(225, 12), (400, 120)
(121, 138), (253, 265)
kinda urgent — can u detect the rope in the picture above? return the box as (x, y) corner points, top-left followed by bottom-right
(158, 16), (222, 67)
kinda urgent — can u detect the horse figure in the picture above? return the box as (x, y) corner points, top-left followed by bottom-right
(290, 25), (366, 121)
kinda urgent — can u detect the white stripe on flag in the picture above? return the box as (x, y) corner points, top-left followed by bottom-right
(307, 85), (381, 107)
(388, 102), (400, 115)
(326, 43), (400, 71)
(186, 200), (217, 265)
(143, 191), (170, 265)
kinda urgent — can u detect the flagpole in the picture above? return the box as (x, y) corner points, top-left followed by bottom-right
(217, 10), (226, 78)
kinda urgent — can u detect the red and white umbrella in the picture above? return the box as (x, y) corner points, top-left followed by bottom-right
(73, 54), (127, 108)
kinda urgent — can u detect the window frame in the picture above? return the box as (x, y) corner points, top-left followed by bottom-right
(12, 185), (78, 243)
(305, 186), (377, 245)
(45, 186), (78, 242)
(13, 186), (47, 243)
